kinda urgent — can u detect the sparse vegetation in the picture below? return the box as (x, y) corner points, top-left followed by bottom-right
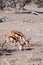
(0, 0), (43, 10)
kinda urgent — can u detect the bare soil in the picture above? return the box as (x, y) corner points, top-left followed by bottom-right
(0, 10), (43, 65)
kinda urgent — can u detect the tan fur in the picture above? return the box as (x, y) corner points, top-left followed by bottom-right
(2, 34), (24, 51)
(2, 30), (29, 51)
(10, 30), (29, 46)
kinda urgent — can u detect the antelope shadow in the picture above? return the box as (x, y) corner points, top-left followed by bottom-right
(0, 47), (33, 56)
(22, 47), (34, 51)
(0, 49), (15, 56)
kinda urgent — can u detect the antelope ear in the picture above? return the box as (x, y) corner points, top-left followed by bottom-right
(11, 31), (13, 33)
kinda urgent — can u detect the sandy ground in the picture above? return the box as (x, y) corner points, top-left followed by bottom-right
(0, 9), (43, 65)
